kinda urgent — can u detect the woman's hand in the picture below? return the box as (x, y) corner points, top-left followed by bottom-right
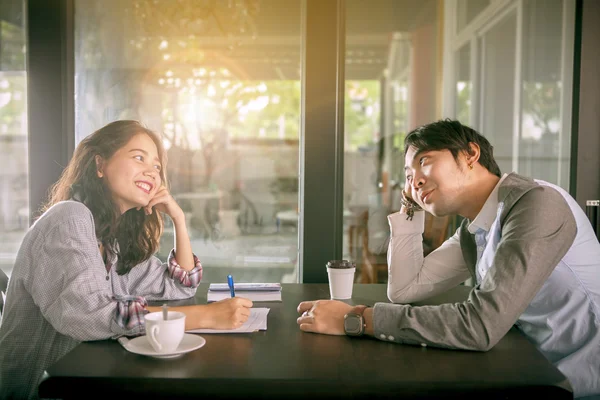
(144, 186), (194, 270)
(145, 186), (184, 221)
(206, 297), (254, 330)
(296, 300), (353, 335)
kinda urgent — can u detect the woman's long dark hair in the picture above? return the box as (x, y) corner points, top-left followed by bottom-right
(43, 120), (169, 275)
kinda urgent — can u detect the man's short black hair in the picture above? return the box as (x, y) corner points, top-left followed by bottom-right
(404, 119), (502, 178)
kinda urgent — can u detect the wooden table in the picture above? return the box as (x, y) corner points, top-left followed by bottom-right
(38, 284), (572, 399)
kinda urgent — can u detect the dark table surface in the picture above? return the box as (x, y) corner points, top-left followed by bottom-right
(38, 283), (572, 399)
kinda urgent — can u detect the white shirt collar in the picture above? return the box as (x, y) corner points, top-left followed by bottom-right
(467, 173), (509, 234)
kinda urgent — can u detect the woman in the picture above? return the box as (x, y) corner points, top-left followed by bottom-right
(0, 120), (252, 399)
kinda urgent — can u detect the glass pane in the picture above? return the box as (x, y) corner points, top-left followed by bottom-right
(457, 0), (491, 32)
(455, 44), (471, 125)
(0, 5), (28, 279)
(75, 0), (301, 283)
(480, 11), (517, 176)
(344, 0), (442, 283)
(520, 0), (570, 189)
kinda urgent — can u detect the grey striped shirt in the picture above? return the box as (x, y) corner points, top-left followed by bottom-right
(0, 201), (199, 399)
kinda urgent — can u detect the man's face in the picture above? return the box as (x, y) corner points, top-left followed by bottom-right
(404, 146), (470, 217)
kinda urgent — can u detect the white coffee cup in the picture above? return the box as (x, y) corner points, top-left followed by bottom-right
(144, 311), (186, 353)
(326, 260), (356, 300)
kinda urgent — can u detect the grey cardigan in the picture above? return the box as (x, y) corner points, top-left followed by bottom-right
(373, 172), (600, 397)
(372, 173), (577, 349)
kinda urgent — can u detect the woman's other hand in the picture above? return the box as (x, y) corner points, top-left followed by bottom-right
(144, 186), (184, 221)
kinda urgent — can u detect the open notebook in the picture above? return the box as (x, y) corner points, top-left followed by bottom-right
(208, 283), (281, 291)
(207, 283), (282, 302)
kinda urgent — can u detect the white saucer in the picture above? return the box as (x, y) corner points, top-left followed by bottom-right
(124, 334), (206, 359)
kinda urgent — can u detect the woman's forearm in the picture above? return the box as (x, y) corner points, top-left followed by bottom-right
(171, 212), (194, 271)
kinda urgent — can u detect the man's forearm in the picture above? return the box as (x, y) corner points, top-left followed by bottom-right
(387, 211), (469, 303)
(386, 210), (427, 301)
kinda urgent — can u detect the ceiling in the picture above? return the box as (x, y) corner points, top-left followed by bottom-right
(207, 0), (439, 80)
(2, 0), (438, 80)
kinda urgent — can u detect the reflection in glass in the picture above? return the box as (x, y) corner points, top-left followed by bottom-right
(75, 0), (301, 283)
(456, 0), (573, 190)
(0, 8), (28, 278)
(455, 44), (471, 125)
(344, 0), (441, 283)
(480, 11), (516, 176)
(519, 0), (569, 188)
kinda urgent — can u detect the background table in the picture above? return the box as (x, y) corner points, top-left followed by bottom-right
(39, 284), (572, 399)
(174, 191), (223, 237)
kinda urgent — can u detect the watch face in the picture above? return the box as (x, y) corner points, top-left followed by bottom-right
(344, 314), (363, 336)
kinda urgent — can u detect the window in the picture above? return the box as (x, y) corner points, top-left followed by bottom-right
(344, 0), (441, 283)
(445, 0), (575, 189)
(75, 0), (302, 283)
(0, 3), (27, 278)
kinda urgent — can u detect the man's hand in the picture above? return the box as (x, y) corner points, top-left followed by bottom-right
(296, 300), (353, 335)
(399, 185), (423, 220)
(403, 185), (422, 207)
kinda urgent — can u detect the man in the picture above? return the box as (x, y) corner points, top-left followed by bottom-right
(296, 119), (600, 399)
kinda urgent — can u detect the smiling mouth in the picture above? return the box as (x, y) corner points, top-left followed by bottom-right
(135, 181), (153, 194)
(420, 190), (433, 203)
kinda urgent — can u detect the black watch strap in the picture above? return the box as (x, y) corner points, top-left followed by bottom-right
(350, 305), (368, 317)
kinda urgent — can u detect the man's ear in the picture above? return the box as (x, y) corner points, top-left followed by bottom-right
(466, 142), (481, 166)
(95, 155), (105, 178)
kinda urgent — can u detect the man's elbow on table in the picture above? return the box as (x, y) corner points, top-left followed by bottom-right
(456, 316), (506, 352)
(437, 324), (501, 352)
(387, 284), (435, 304)
(374, 301), (505, 352)
(470, 335), (498, 352)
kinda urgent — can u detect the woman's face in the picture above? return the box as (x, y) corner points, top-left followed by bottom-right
(97, 133), (163, 214)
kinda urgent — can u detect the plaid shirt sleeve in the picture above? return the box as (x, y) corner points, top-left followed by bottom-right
(112, 251), (201, 332)
(166, 249), (202, 288)
(113, 295), (149, 332)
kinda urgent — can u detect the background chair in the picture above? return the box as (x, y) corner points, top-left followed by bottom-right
(360, 212), (451, 283)
(422, 213), (452, 256)
(359, 209), (387, 284)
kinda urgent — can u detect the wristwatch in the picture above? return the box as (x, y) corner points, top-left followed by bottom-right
(343, 305), (368, 337)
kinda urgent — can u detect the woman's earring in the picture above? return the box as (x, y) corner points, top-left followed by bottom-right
(97, 171), (103, 178)
(468, 164), (473, 170)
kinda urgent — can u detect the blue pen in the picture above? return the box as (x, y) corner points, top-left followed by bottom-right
(227, 274), (235, 297)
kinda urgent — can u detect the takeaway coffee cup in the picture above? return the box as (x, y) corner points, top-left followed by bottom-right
(326, 260), (356, 300)
(144, 311), (186, 354)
